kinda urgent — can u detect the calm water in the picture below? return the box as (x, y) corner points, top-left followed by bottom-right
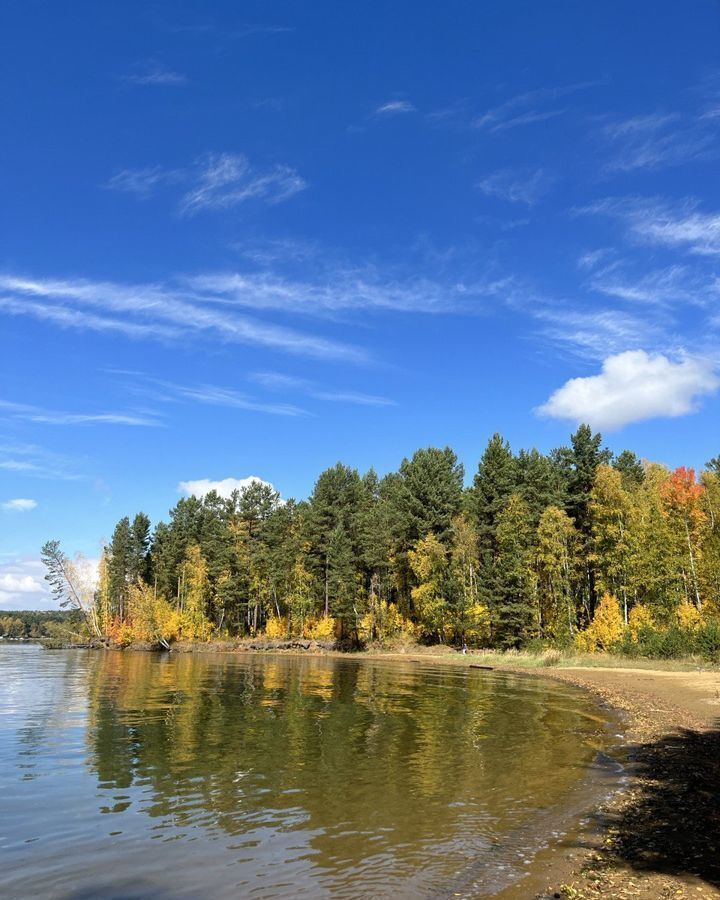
(0, 646), (616, 899)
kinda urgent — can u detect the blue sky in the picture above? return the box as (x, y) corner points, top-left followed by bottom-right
(2, 1), (720, 608)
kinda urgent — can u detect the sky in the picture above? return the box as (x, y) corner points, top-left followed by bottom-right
(2, 0), (720, 609)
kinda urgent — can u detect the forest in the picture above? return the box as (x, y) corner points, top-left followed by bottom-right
(42, 425), (720, 659)
(0, 609), (80, 640)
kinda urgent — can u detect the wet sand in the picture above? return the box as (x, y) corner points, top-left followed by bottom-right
(522, 666), (720, 899)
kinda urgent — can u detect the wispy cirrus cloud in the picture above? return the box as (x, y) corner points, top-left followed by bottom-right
(0, 398), (162, 427)
(374, 100), (416, 116)
(531, 304), (668, 360)
(476, 168), (552, 205)
(111, 371), (308, 417)
(188, 269), (508, 315)
(0, 444), (82, 481)
(474, 81), (600, 133)
(0, 272), (364, 362)
(105, 166), (183, 196)
(587, 262), (718, 309)
(598, 112), (716, 172)
(179, 153), (306, 215)
(122, 62), (187, 86)
(582, 196), (720, 256)
(107, 152), (306, 215)
(249, 371), (395, 407)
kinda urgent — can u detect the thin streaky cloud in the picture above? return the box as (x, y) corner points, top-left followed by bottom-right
(0, 444), (82, 481)
(588, 263), (717, 308)
(106, 153), (306, 213)
(599, 112), (716, 172)
(374, 100), (416, 116)
(474, 80), (601, 131)
(490, 108), (566, 133)
(179, 153), (306, 215)
(581, 196), (720, 257)
(476, 168), (552, 205)
(577, 248), (614, 271)
(250, 370), (395, 407)
(188, 269), (506, 315)
(111, 372), (309, 417)
(106, 166), (183, 196)
(0, 274), (365, 362)
(531, 304), (668, 360)
(166, 20), (292, 38)
(0, 295), (184, 341)
(123, 63), (187, 86)
(0, 399), (162, 428)
(166, 383), (307, 417)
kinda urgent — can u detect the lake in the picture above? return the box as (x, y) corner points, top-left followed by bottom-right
(0, 646), (617, 898)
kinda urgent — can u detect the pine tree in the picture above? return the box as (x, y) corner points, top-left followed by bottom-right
(306, 463), (363, 617)
(468, 434), (518, 552)
(557, 425), (611, 619)
(515, 447), (566, 526)
(612, 449), (645, 488)
(108, 517), (132, 621)
(129, 513), (151, 583)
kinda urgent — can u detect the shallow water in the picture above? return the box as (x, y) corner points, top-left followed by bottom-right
(0, 646), (616, 898)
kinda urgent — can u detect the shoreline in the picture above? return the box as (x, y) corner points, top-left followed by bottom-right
(33, 640), (720, 897)
(511, 665), (720, 899)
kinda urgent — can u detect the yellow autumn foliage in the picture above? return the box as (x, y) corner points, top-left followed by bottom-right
(265, 616), (289, 639)
(676, 600), (702, 630)
(358, 598), (417, 644)
(628, 604), (654, 641)
(305, 616), (337, 641)
(575, 593), (625, 652)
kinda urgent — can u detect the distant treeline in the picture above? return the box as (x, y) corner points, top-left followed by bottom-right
(0, 609), (81, 640)
(42, 425), (720, 659)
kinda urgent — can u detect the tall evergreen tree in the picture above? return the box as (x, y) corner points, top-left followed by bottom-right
(468, 434), (517, 552)
(129, 512), (151, 584)
(557, 425), (612, 619)
(108, 517), (132, 620)
(306, 463), (364, 616)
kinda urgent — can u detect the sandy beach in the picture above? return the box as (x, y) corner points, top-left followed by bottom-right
(515, 665), (720, 899)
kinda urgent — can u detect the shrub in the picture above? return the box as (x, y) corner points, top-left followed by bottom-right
(265, 616), (289, 639)
(628, 604), (654, 641)
(676, 601), (702, 630)
(574, 593), (625, 652)
(306, 616), (337, 642)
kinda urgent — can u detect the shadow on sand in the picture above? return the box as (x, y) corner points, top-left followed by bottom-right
(597, 720), (720, 885)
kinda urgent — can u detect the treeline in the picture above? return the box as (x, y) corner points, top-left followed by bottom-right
(44, 426), (720, 658)
(0, 609), (80, 640)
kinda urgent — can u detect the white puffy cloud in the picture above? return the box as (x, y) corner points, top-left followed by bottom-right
(0, 558), (52, 609)
(2, 498), (37, 511)
(178, 476), (278, 500)
(537, 350), (719, 430)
